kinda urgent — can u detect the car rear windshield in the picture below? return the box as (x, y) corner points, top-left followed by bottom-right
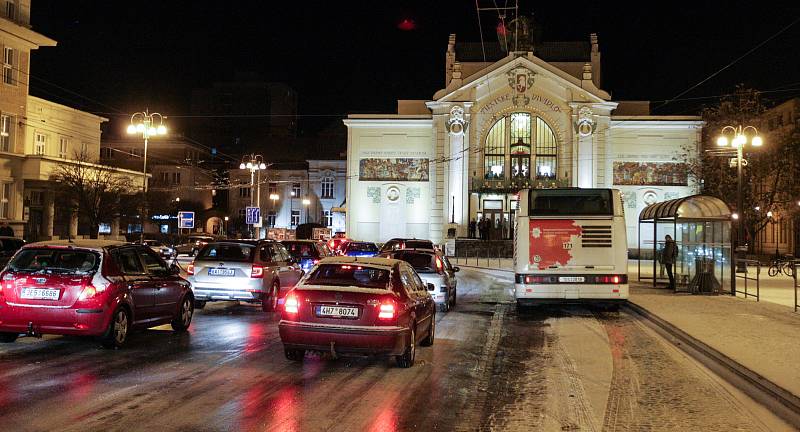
(347, 242), (378, 252)
(283, 242), (320, 259)
(529, 189), (613, 216)
(305, 264), (390, 289)
(403, 240), (433, 249)
(8, 248), (99, 274)
(390, 252), (437, 273)
(197, 243), (255, 262)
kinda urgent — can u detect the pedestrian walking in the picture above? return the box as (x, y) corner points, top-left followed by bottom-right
(662, 234), (678, 290)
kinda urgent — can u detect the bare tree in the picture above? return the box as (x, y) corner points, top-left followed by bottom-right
(54, 149), (135, 239)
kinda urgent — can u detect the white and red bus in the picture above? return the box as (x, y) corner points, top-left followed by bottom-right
(514, 188), (629, 308)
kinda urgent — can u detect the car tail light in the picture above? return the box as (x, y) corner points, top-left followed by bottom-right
(284, 294), (299, 314)
(187, 263), (195, 276)
(378, 301), (395, 319)
(78, 284), (97, 301)
(251, 264), (264, 278)
(435, 256), (443, 273)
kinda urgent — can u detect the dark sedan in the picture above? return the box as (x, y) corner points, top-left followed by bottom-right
(278, 256), (435, 367)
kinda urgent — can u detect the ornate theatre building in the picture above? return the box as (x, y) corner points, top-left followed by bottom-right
(344, 30), (702, 248)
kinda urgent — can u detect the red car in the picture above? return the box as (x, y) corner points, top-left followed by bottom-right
(279, 256), (435, 367)
(0, 240), (194, 348)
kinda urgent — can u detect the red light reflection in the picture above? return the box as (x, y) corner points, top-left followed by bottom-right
(397, 18), (416, 31)
(367, 400), (398, 432)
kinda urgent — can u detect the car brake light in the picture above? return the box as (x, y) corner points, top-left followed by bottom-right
(78, 285), (97, 301)
(251, 264), (264, 278)
(435, 256), (443, 273)
(313, 259), (319, 265)
(378, 301), (395, 319)
(284, 294), (299, 314)
(187, 263), (195, 275)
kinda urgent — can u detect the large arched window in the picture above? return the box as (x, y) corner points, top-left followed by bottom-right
(483, 113), (558, 181)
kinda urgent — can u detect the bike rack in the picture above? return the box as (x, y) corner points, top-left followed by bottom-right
(734, 258), (760, 301)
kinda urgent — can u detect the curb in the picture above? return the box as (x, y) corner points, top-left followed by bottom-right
(626, 301), (800, 429)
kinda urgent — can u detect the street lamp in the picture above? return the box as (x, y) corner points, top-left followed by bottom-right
(127, 110), (167, 241)
(224, 216), (229, 236)
(239, 154), (267, 236)
(302, 197), (311, 223)
(717, 124), (762, 284)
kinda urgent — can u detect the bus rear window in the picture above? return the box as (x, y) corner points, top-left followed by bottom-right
(529, 189), (613, 216)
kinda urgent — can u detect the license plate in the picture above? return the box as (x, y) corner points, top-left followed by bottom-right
(20, 288), (60, 300)
(316, 305), (359, 318)
(208, 268), (235, 276)
(559, 276), (585, 283)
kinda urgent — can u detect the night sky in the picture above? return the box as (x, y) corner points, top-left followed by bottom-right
(28, 1), (800, 139)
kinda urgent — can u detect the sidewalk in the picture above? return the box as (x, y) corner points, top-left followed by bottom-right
(629, 283), (800, 402)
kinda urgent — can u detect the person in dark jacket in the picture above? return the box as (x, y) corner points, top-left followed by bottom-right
(0, 222), (14, 237)
(662, 235), (678, 290)
(468, 219), (477, 239)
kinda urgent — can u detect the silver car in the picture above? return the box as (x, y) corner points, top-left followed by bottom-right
(381, 249), (458, 312)
(187, 240), (303, 312)
(141, 240), (176, 259)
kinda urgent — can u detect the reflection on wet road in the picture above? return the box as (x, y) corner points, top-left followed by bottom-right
(0, 268), (789, 431)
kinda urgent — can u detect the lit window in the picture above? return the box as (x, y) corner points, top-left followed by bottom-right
(291, 210), (300, 227)
(482, 113), (558, 182)
(324, 210), (332, 227)
(291, 183), (301, 198)
(59, 137), (68, 159)
(0, 114), (12, 152)
(3, 47), (14, 85)
(321, 176), (335, 198)
(34, 132), (46, 155)
(267, 210), (276, 227)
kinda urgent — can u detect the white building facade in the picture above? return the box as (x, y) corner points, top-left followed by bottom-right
(344, 33), (702, 248)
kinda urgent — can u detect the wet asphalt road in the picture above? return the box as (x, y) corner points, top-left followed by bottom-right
(0, 268), (791, 431)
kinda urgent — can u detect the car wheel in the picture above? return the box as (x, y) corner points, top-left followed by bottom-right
(194, 300), (207, 310)
(516, 300), (527, 314)
(451, 288), (457, 307)
(396, 326), (416, 368)
(171, 296), (194, 332)
(0, 332), (18, 343)
(421, 316), (435, 347)
(262, 282), (279, 312)
(101, 306), (130, 349)
(284, 348), (305, 362)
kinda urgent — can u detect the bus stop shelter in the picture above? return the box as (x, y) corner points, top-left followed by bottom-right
(638, 195), (732, 293)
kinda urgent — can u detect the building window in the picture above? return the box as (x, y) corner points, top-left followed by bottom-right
(4, 1), (15, 21)
(267, 210), (276, 227)
(100, 147), (112, 159)
(291, 210), (300, 227)
(3, 47), (14, 85)
(0, 114), (12, 152)
(321, 176), (335, 199)
(483, 113), (558, 181)
(324, 210), (332, 227)
(1, 183), (10, 219)
(171, 172), (181, 185)
(59, 137), (69, 159)
(268, 182), (278, 197)
(34, 132), (46, 155)
(239, 187), (251, 198)
(291, 183), (301, 198)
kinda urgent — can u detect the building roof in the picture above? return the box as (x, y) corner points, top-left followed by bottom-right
(455, 41), (591, 63)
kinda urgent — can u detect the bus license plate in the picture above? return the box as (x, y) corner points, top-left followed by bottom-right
(559, 276), (585, 283)
(317, 305), (358, 318)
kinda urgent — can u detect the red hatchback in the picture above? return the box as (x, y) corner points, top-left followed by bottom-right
(279, 256), (435, 367)
(0, 240), (194, 348)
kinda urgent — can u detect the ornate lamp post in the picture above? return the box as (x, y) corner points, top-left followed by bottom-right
(239, 154), (267, 237)
(716, 125), (762, 290)
(127, 110), (167, 241)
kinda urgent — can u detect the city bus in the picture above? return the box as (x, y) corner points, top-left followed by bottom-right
(514, 188), (629, 308)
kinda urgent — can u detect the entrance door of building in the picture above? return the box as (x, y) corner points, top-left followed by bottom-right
(25, 209), (43, 242)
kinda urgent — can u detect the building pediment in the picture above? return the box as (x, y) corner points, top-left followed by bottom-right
(432, 54), (610, 104)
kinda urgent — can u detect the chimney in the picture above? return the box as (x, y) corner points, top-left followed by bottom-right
(446, 34), (457, 87)
(590, 33), (602, 87)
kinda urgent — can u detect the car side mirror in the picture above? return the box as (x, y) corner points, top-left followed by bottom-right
(453, 266), (460, 273)
(427, 282), (435, 291)
(170, 263), (181, 275)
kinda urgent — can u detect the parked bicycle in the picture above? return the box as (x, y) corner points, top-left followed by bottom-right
(767, 254), (795, 277)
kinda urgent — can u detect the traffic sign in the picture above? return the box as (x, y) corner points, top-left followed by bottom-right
(178, 211), (195, 229)
(245, 206), (261, 225)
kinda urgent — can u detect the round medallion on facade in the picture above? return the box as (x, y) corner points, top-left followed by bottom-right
(386, 186), (400, 202)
